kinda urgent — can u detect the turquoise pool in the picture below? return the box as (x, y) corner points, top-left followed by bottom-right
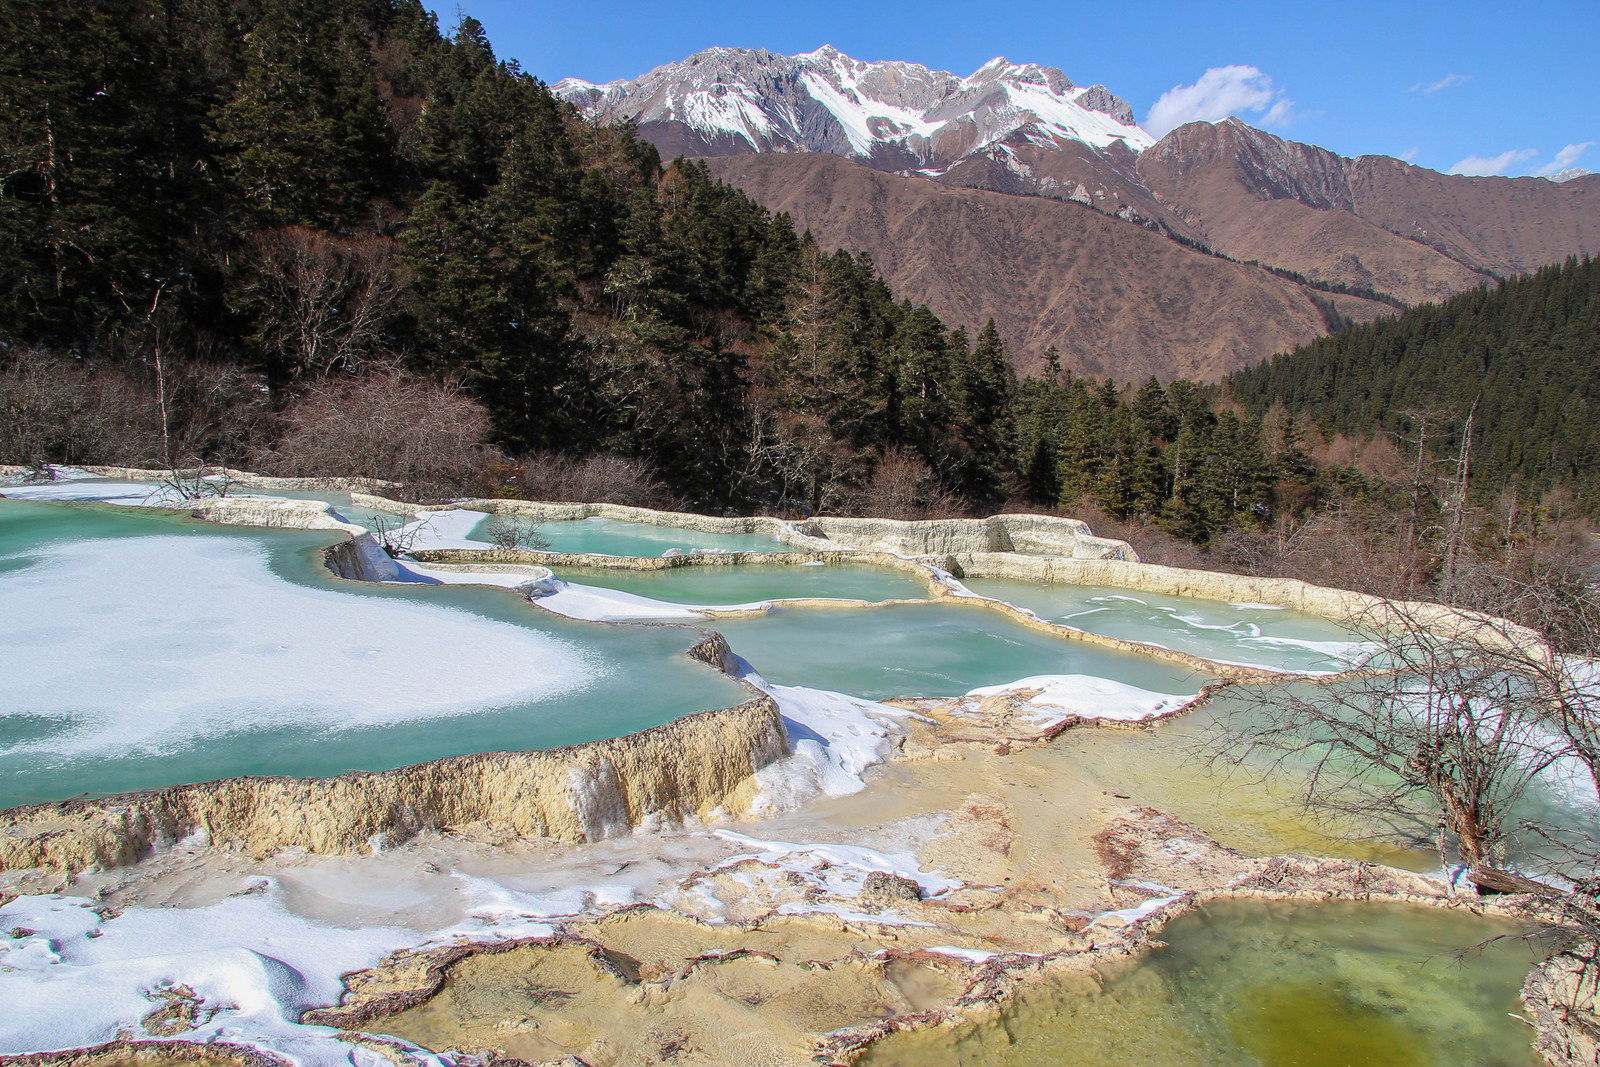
(961, 577), (1364, 673)
(469, 513), (796, 556)
(0, 499), (747, 809)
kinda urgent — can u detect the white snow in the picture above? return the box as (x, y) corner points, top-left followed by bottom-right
(1, 479), (191, 505)
(533, 578), (727, 621)
(393, 507), (492, 550)
(557, 47), (1155, 163)
(1007, 82), (1155, 151)
(711, 830), (962, 897)
(0, 534), (600, 760)
(922, 945), (997, 963)
(0, 886), (418, 1060)
(0, 869), (627, 1063)
(1091, 892), (1184, 926)
(799, 69), (940, 156)
(966, 674), (1201, 726)
(732, 658), (915, 811)
(680, 84), (775, 140)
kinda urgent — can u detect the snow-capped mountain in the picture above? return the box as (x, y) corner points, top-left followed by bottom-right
(558, 46), (1600, 313)
(554, 46), (1152, 177)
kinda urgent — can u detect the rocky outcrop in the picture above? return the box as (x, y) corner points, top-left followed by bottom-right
(181, 496), (361, 532)
(324, 533), (405, 581)
(554, 46), (1150, 170)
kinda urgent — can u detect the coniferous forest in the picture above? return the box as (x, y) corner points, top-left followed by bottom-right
(1231, 255), (1600, 515)
(0, 0), (1028, 512)
(1, 0), (1595, 553)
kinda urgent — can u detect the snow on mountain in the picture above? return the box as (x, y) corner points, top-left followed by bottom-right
(552, 45), (1152, 172)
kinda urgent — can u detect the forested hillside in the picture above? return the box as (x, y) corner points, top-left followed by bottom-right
(1231, 256), (1600, 512)
(0, 0), (1022, 508)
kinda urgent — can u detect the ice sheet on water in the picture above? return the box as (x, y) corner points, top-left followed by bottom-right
(0, 534), (601, 759)
(2, 479), (205, 505)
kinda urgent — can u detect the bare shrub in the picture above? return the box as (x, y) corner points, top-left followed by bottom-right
(501, 451), (681, 510)
(0, 354), (162, 466)
(371, 513), (421, 558)
(0, 353), (271, 470)
(1214, 500), (1430, 599)
(159, 360), (274, 471)
(261, 370), (496, 498)
(1057, 502), (1216, 570)
(841, 449), (963, 520)
(484, 513), (551, 552)
(153, 466), (237, 503)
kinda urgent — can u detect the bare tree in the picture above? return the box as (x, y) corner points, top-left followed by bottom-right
(484, 512), (551, 552)
(1217, 596), (1593, 889)
(240, 227), (404, 384)
(371, 513), (424, 559)
(508, 451), (679, 509)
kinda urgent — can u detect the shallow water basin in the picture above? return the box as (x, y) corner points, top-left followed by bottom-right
(961, 577), (1363, 673)
(708, 601), (1209, 702)
(556, 562), (931, 607)
(469, 514), (796, 556)
(861, 898), (1540, 1066)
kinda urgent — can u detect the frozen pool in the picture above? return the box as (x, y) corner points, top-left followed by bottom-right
(0, 473), (407, 533)
(0, 499), (748, 809)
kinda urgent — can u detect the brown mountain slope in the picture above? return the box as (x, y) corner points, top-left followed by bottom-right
(704, 152), (1388, 381)
(1138, 119), (1600, 302)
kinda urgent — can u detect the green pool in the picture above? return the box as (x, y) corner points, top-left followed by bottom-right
(861, 899), (1540, 1066)
(708, 602), (1210, 701)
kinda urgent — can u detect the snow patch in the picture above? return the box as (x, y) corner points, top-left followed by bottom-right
(966, 674), (1200, 726)
(732, 659), (914, 812)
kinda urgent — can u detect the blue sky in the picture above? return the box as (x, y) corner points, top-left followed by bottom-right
(425, 0), (1598, 177)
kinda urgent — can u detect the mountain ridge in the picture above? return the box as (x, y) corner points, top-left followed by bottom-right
(553, 46), (1151, 188)
(703, 152), (1391, 381)
(563, 46), (1600, 378)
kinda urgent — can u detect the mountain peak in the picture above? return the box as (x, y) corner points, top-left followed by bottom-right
(554, 46), (1150, 166)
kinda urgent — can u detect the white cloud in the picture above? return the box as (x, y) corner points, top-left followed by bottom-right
(1145, 65), (1296, 137)
(1398, 146), (1421, 162)
(1449, 148), (1538, 176)
(1536, 142), (1596, 176)
(1410, 73), (1471, 94)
